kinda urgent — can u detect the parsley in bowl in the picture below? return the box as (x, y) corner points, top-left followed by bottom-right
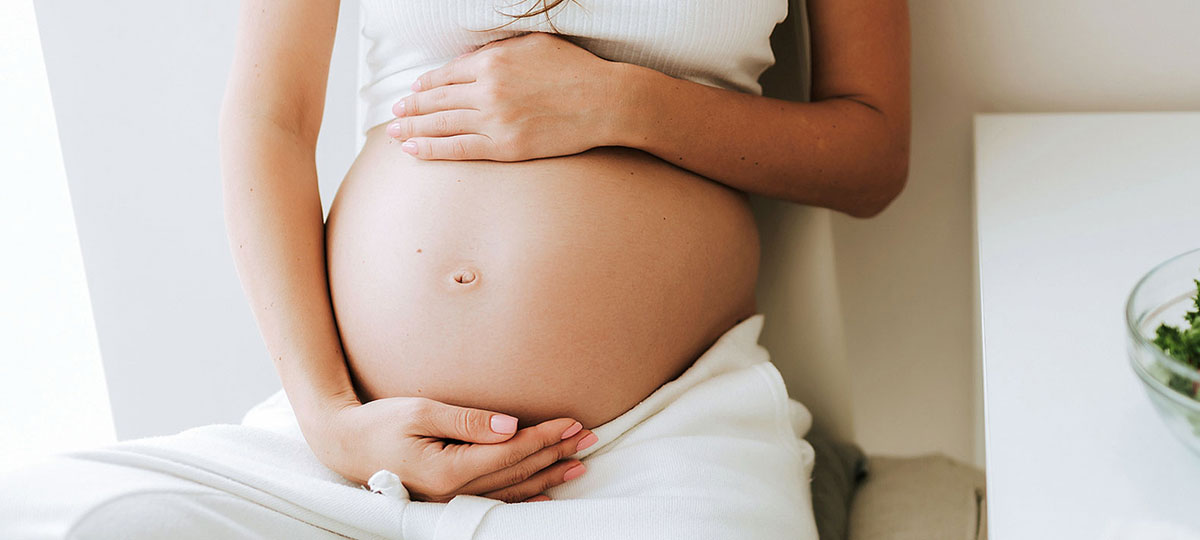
(1127, 247), (1200, 455)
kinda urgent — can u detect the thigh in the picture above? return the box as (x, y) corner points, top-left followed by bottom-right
(0, 455), (343, 540)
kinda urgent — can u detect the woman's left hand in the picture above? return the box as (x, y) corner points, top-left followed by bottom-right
(387, 32), (622, 162)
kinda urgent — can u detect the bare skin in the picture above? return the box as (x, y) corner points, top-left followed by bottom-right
(220, 0), (909, 504)
(388, 2), (910, 217)
(326, 129), (760, 429)
(220, 0), (594, 502)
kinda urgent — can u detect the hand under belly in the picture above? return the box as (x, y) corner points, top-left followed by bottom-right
(325, 128), (761, 428)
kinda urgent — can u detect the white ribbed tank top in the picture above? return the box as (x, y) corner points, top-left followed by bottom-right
(357, 0), (789, 135)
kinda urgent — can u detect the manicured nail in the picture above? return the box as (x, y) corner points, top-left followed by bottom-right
(563, 463), (586, 482)
(491, 414), (518, 434)
(576, 433), (598, 452)
(395, 101), (406, 116)
(401, 141), (418, 155)
(387, 122), (402, 137)
(560, 421), (582, 440)
(411, 79), (422, 92)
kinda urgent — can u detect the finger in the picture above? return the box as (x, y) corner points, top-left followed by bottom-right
(456, 425), (592, 495)
(387, 109), (481, 140)
(482, 460), (587, 504)
(416, 398), (519, 444)
(523, 495), (551, 503)
(400, 134), (495, 161)
(412, 55), (476, 92)
(392, 83), (480, 117)
(418, 418), (581, 499)
(445, 417), (582, 473)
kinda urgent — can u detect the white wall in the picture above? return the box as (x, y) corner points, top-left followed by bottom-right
(836, 0), (1200, 465)
(0, 0), (115, 472)
(33, 1), (361, 439)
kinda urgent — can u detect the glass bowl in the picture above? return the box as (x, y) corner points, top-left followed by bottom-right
(1127, 247), (1200, 455)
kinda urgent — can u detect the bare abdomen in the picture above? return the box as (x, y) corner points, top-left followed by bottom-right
(325, 125), (760, 428)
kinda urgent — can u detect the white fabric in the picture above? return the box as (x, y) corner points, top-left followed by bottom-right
(358, 0), (789, 134)
(0, 313), (818, 539)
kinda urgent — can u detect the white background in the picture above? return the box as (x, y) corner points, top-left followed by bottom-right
(30, 1), (360, 439)
(0, 0), (115, 472)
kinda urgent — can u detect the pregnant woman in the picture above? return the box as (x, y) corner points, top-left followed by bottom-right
(0, 0), (908, 538)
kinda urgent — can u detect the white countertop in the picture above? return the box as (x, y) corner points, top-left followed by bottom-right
(974, 112), (1200, 539)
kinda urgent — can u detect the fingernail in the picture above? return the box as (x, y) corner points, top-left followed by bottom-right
(411, 79), (422, 92)
(527, 495), (551, 502)
(387, 122), (402, 137)
(395, 101), (406, 116)
(490, 414), (518, 434)
(560, 421), (582, 440)
(401, 141), (418, 155)
(563, 463), (586, 482)
(576, 433), (598, 452)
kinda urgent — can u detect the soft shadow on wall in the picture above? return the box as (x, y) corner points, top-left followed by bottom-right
(33, 0), (361, 439)
(833, 0), (1200, 466)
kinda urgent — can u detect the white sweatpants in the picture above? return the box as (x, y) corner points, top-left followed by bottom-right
(0, 314), (819, 540)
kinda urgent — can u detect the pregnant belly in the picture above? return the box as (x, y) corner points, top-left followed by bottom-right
(325, 125), (761, 428)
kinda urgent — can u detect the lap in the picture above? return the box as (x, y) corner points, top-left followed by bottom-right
(0, 455), (342, 540)
(0, 315), (818, 539)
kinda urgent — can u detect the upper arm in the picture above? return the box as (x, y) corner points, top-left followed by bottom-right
(806, 0), (910, 145)
(220, 0), (341, 145)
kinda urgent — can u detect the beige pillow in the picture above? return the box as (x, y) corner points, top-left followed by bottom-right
(848, 454), (987, 540)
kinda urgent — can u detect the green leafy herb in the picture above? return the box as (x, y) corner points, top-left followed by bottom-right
(1152, 278), (1200, 398)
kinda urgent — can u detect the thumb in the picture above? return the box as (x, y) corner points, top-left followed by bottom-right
(419, 400), (519, 443)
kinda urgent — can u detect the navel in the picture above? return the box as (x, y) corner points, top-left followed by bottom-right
(451, 267), (478, 285)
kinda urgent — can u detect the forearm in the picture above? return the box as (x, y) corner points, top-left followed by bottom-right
(218, 117), (358, 440)
(609, 63), (909, 218)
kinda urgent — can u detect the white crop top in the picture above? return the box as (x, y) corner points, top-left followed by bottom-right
(357, 0), (789, 135)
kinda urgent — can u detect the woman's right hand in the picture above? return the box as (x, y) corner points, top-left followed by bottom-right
(311, 396), (595, 503)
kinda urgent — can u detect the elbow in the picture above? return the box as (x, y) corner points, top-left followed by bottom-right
(843, 139), (910, 219)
